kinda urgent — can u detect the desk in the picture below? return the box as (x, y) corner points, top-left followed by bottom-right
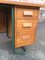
(0, 1), (45, 54)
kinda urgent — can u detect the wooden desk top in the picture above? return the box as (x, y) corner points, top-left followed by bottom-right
(0, 1), (45, 8)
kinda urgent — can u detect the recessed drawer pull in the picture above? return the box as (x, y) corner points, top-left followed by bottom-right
(23, 11), (33, 16)
(22, 23), (32, 28)
(22, 35), (30, 40)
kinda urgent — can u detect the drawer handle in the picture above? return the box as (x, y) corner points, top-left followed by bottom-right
(22, 35), (30, 40)
(23, 11), (33, 16)
(22, 23), (32, 28)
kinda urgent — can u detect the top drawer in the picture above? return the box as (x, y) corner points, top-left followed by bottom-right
(16, 7), (39, 20)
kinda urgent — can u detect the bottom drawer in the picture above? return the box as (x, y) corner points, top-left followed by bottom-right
(15, 32), (36, 48)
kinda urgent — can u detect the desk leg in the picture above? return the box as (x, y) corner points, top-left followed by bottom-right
(12, 6), (15, 53)
(12, 7), (26, 55)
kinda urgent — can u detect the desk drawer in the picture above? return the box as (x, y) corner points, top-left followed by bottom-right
(16, 7), (39, 20)
(15, 31), (35, 48)
(16, 19), (37, 31)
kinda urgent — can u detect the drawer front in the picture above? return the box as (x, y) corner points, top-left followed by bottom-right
(16, 7), (39, 20)
(16, 19), (37, 32)
(15, 31), (35, 48)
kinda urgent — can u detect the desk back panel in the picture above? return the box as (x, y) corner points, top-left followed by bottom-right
(8, 8), (12, 38)
(0, 7), (12, 38)
(0, 8), (6, 32)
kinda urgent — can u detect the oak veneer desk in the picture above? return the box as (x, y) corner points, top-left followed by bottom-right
(0, 1), (45, 54)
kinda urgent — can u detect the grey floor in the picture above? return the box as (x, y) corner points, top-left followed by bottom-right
(0, 22), (45, 60)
